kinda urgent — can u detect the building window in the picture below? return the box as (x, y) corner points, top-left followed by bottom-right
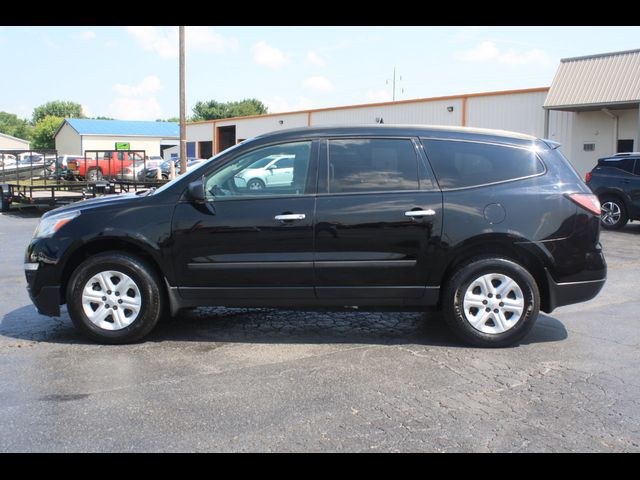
(583, 143), (595, 152)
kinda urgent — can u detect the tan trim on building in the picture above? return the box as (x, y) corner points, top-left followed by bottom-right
(461, 97), (467, 127)
(187, 87), (550, 126)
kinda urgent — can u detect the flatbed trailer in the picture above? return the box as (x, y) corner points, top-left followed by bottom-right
(0, 149), (167, 212)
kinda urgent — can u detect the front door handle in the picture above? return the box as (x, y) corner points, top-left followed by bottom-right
(405, 209), (436, 217)
(274, 213), (306, 221)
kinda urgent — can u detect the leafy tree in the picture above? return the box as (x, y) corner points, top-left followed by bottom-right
(32, 101), (84, 124)
(31, 116), (64, 150)
(191, 99), (268, 121)
(155, 117), (180, 122)
(0, 112), (33, 141)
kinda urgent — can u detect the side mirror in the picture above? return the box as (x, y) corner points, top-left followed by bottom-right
(187, 178), (206, 203)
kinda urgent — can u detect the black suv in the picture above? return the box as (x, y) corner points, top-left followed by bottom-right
(25, 126), (606, 347)
(585, 152), (640, 230)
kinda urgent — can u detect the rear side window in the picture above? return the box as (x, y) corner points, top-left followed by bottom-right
(328, 138), (419, 193)
(421, 139), (545, 189)
(598, 157), (636, 174)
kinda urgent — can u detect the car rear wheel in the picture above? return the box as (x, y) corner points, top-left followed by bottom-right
(600, 197), (627, 230)
(442, 257), (539, 347)
(66, 252), (164, 344)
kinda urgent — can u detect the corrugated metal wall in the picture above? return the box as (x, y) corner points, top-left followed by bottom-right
(310, 99), (463, 126)
(217, 113), (309, 141)
(466, 91), (548, 137)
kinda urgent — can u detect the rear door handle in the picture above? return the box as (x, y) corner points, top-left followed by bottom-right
(274, 213), (306, 221)
(405, 209), (436, 217)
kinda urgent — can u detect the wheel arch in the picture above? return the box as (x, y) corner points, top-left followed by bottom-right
(438, 235), (551, 312)
(60, 237), (168, 305)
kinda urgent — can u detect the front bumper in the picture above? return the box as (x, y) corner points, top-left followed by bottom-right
(25, 262), (61, 317)
(27, 283), (61, 316)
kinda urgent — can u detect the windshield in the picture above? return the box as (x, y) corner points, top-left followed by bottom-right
(152, 141), (248, 195)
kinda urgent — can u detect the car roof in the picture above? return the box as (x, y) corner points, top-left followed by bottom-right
(251, 124), (539, 147)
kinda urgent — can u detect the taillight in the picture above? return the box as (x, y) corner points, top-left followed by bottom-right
(567, 193), (601, 215)
(585, 171), (592, 182)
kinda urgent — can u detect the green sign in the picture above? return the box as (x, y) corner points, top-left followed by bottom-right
(115, 142), (130, 150)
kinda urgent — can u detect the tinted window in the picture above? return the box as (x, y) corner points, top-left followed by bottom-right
(204, 141), (311, 198)
(422, 139), (544, 189)
(599, 157), (636, 174)
(328, 138), (419, 193)
(635, 160), (640, 176)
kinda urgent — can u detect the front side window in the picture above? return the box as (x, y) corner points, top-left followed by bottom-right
(328, 138), (419, 193)
(421, 139), (545, 190)
(203, 141), (311, 198)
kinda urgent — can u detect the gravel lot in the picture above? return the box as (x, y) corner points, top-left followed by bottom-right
(1, 208), (639, 452)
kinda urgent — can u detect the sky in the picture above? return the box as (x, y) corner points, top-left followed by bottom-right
(1, 26), (639, 121)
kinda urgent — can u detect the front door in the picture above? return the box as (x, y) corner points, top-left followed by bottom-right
(172, 140), (317, 302)
(314, 137), (443, 301)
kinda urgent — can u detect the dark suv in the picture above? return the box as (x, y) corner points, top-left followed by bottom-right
(585, 153), (640, 230)
(25, 126), (606, 347)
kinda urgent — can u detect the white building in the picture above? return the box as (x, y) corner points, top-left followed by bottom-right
(186, 49), (640, 179)
(0, 132), (30, 150)
(55, 119), (179, 157)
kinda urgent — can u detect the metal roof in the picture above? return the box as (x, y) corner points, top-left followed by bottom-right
(544, 49), (640, 110)
(63, 119), (179, 137)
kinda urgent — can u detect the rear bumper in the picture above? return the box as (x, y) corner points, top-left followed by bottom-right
(544, 269), (606, 312)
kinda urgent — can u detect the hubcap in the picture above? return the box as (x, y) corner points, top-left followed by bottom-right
(248, 181), (263, 190)
(601, 201), (621, 225)
(462, 273), (525, 334)
(81, 271), (142, 330)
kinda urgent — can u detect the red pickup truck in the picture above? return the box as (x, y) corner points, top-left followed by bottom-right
(66, 151), (144, 181)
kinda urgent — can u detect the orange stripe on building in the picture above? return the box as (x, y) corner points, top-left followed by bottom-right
(187, 87), (550, 126)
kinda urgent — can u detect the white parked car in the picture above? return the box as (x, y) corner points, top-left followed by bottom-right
(236, 154), (295, 190)
(116, 158), (165, 181)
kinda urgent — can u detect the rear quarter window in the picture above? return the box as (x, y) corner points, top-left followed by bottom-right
(421, 139), (545, 189)
(598, 157), (636, 175)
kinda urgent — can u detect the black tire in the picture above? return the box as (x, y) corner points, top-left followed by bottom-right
(600, 196), (628, 230)
(87, 168), (103, 182)
(66, 252), (164, 344)
(442, 257), (540, 348)
(247, 178), (265, 190)
(0, 187), (9, 212)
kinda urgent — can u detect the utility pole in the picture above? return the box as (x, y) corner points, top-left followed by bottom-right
(179, 26), (187, 175)
(386, 67), (403, 102)
(392, 66), (396, 102)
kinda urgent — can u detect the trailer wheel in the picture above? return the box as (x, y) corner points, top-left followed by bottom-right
(87, 168), (103, 182)
(0, 187), (10, 213)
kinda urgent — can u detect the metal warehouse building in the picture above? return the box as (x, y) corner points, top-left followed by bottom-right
(185, 49), (640, 178)
(55, 119), (179, 157)
(0, 132), (30, 150)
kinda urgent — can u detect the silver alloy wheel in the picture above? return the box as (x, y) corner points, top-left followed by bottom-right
(601, 201), (621, 226)
(248, 180), (264, 190)
(81, 270), (142, 331)
(462, 273), (525, 334)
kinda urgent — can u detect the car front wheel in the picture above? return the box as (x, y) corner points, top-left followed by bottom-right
(442, 257), (540, 347)
(66, 252), (164, 344)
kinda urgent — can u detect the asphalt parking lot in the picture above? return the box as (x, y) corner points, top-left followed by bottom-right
(0, 209), (639, 452)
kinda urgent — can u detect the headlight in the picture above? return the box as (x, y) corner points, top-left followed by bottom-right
(33, 210), (80, 239)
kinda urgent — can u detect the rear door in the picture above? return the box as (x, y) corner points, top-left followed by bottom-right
(314, 137), (443, 301)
